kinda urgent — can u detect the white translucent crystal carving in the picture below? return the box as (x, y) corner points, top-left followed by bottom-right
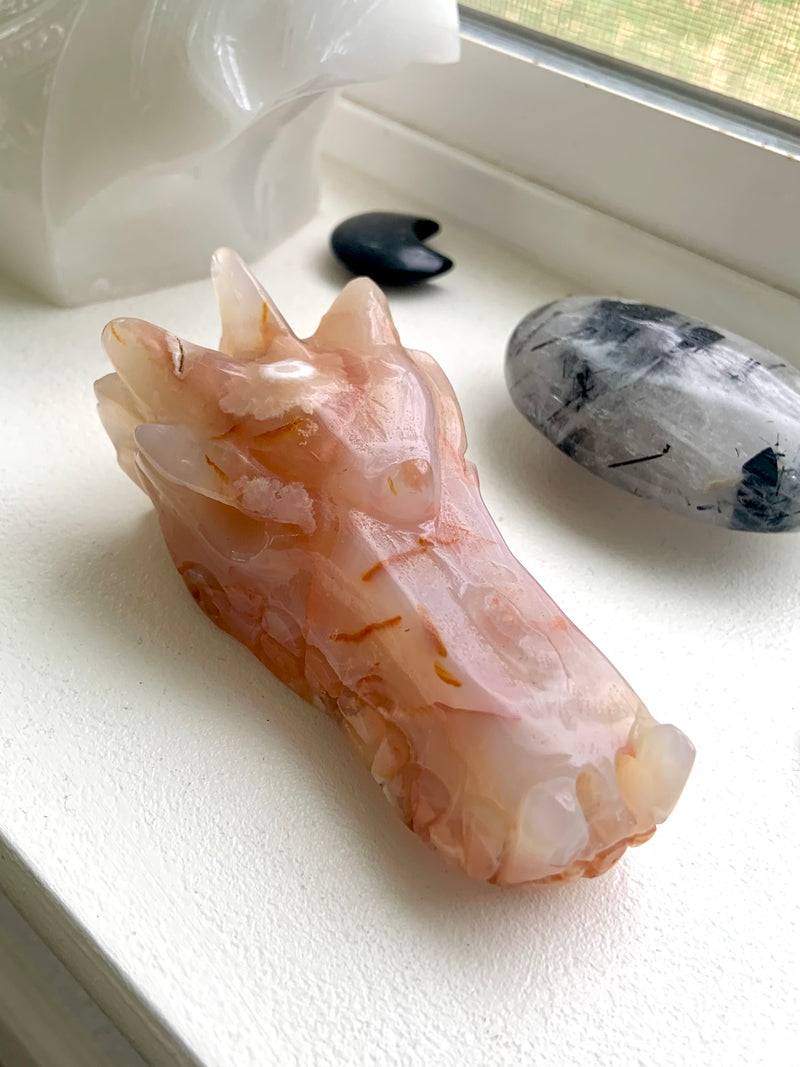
(95, 250), (695, 885)
(0, 0), (459, 305)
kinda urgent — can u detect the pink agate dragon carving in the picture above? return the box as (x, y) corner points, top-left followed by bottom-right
(96, 250), (694, 885)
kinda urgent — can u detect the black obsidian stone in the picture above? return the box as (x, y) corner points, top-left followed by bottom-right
(330, 212), (453, 286)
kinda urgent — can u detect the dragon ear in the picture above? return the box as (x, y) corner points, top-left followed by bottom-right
(211, 248), (296, 359)
(311, 277), (401, 352)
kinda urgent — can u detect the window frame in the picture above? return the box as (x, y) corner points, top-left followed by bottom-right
(460, 5), (800, 157)
(344, 7), (800, 299)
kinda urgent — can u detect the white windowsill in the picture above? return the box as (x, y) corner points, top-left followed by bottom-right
(347, 32), (800, 298)
(1, 130), (798, 1066)
(322, 96), (800, 359)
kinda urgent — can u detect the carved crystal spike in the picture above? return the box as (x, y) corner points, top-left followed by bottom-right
(0, 0), (459, 305)
(506, 297), (800, 532)
(96, 252), (694, 885)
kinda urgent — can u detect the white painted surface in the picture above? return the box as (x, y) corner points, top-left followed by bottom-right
(348, 37), (800, 297)
(0, 890), (145, 1067)
(1, 159), (799, 1067)
(322, 98), (800, 361)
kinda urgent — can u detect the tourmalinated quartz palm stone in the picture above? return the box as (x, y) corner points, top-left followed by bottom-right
(96, 252), (694, 885)
(506, 297), (800, 532)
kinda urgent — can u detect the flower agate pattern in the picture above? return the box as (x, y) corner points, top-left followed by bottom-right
(96, 253), (695, 884)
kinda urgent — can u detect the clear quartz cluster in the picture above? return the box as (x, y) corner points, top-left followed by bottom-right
(96, 251), (695, 885)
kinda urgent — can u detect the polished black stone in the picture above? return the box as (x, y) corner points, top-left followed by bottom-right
(330, 212), (453, 286)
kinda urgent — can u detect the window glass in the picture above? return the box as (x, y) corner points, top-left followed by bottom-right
(466, 1), (800, 120)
